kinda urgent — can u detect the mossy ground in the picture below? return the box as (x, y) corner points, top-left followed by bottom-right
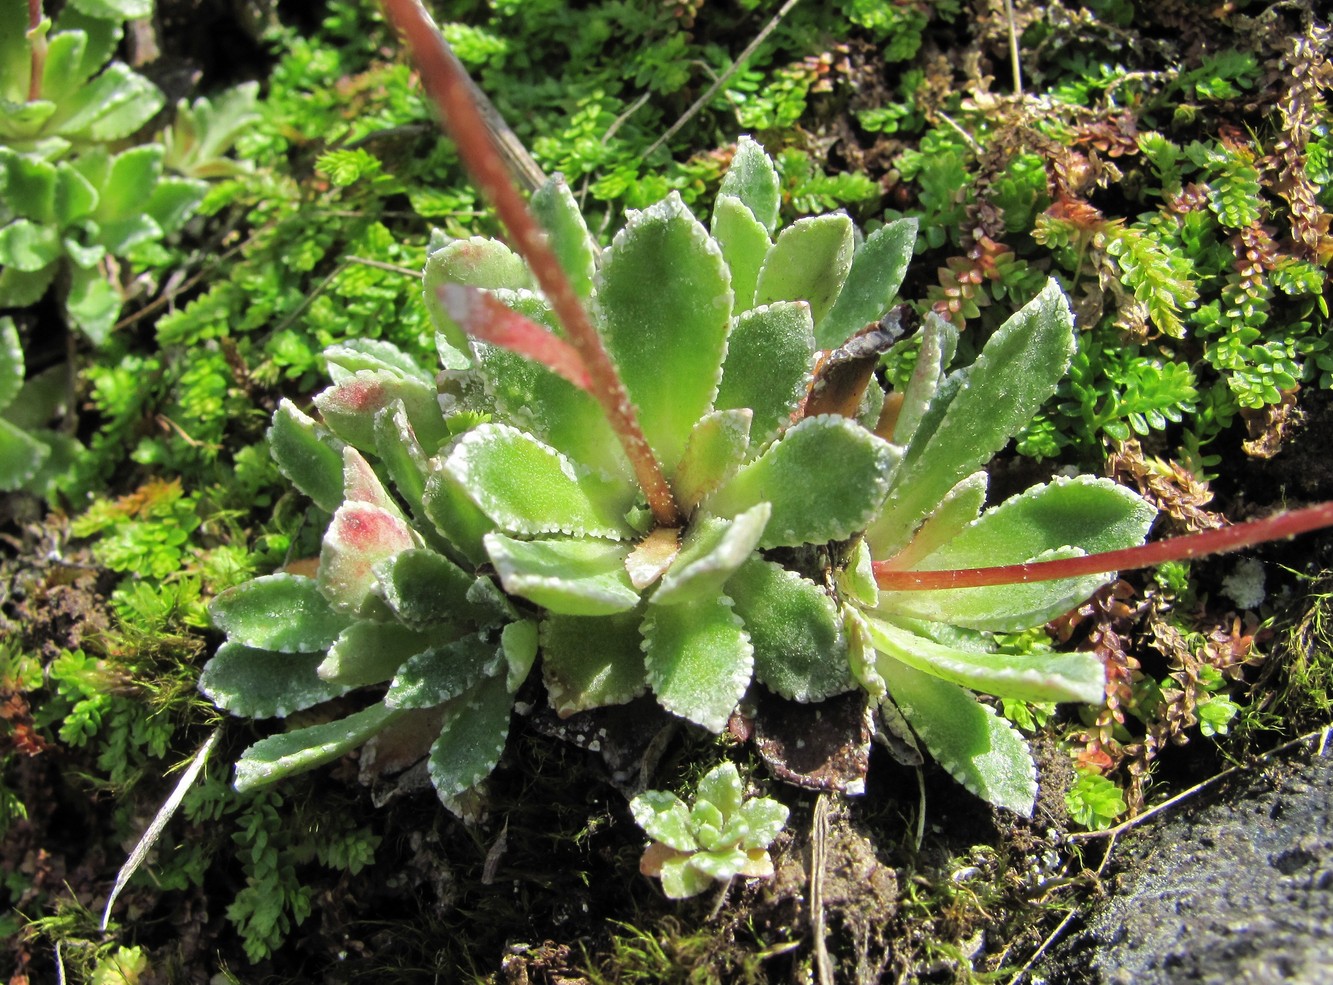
(3, 0), (1332, 981)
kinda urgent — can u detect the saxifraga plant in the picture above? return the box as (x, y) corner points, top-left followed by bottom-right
(200, 0), (1333, 821)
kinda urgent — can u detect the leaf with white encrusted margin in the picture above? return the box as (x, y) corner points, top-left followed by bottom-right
(318, 621), (439, 687)
(324, 338), (434, 385)
(199, 642), (352, 719)
(837, 539), (878, 608)
(718, 135), (781, 234)
(267, 399), (345, 513)
(501, 619), (538, 692)
(711, 194), (770, 310)
(816, 217), (918, 349)
(0, 318), (24, 411)
(631, 789), (698, 851)
(376, 547), (503, 629)
(705, 415), (900, 548)
(541, 608), (647, 715)
(385, 632), (504, 710)
(318, 501), (417, 613)
(233, 703), (401, 793)
(485, 532), (639, 616)
(755, 214), (854, 328)
(473, 290), (628, 482)
(423, 236), (531, 350)
(879, 658), (1037, 816)
(673, 409), (752, 513)
(531, 175), (598, 299)
(714, 302), (816, 448)
(341, 446), (405, 519)
(877, 477), (1157, 631)
(373, 400), (430, 518)
(864, 615), (1105, 705)
(732, 796), (789, 851)
(659, 855), (717, 898)
(313, 369), (448, 456)
(727, 556), (850, 702)
(881, 472), (987, 571)
(210, 573), (352, 653)
(643, 594), (752, 732)
(595, 192), (733, 473)
(867, 279), (1075, 557)
(422, 466), (495, 565)
(444, 423), (635, 539)
(696, 761), (744, 819)
(887, 311), (958, 447)
(428, 672), (513, 804)
(652, 504), (770, 606)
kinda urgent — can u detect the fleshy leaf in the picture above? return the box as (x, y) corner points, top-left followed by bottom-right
(754, 214), (854, 328)
(630, 790), (697, 851)
(423, 236), (531, 349)
(727, 557), (850, 702)
(0, 417), (48, 492)
(864, 616), (1105, 704)
(711, 193), (771, 310)
(199, 642), (351, 720)
(652, 504), (770, 606)
(714, 302), (816, 447)
(210, 573), (352, 653)
(695, 762), (744, 819)
(625, 527), (682, 591)
(595, 192), (733, 473)
(501, 619), (538, 692)
(879, 659), (1038, 816)
(233, 703), (399, 794)
(643, 594), (752, 732)
(267, 399), (345, 513)
(0, 317), (24, 410)
(313, 369), (448, 456)
(325, 338), (433, 384)
(485, 533), (639, 615)
(318, 621), (437, 687)
(867, 279), (1075, 556)
(445, 423), (634, 539)
(672, 409), (752, 512)
(318, 501), (416, 613)
(376, 547), (500, 628)
(877, 477), (1156, 630)
(659, 856), (716, 898)
(705, 415), (899, 548)
(541, 609), (648, 715)
(385, 632), (504, 709)
(718, 135), (781, 234)
(735, 797), (789, 850)
(373, 400), (430, 516)
(422, 465), (496, 564)
(441, 284), (591, 391)
(886, 311), (958, 446)
(531, 175), (597, 299)
(879, 471), (987, 571)
(428, 672), (513, 801)
(817, 218), (918, 349)
(342, 446), (404, 518)
(837, 539), (879, 608)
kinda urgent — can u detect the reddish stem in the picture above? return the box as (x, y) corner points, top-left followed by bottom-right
(874, 501), (1333, 591)
(27, 0), (45, 103)
(379, 0), (681, 528)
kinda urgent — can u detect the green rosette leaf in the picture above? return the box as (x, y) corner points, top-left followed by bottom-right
(705, 415), (899, 548)
(727, 557), (850, 702)
(643, 594), (752, 732)
(817, 217), (918, 348)
(877, 476), (1156, 630)
(376, 548), (500, 629)
(630, 790), (697, 851)
(485, 533), (638, 616)
(695, 762), (744, 819)
(210, 573), (352, 653)
(531, 175), (597, 299)
(710, 193), (771, 310)
(422, 465), (496, 564)
(718, 135), (781, 234)
(233, 704), (400, 794)
(755, 214), (854, 328)
(734, 797), (789, 851)
(0, 417), (48, 493)
(659, 856), (716, 899)
(867, 279), (1075, 556)
(714, 301), (816, 447)
(326, 338), (434, 384)
(318, 622), (437, 687)
(313, 369), (448, 456)
(423, 235), (531, 349)
(318, 501), (417, 613)
(385, 632), (504, 710)
(428, 672), (513, 801)
(541, 609), (648, 715)
(879, 658), (1037, 816)
(267, 399), (345, 514)
(865, 616), (1105, 705)
(199, 642), (351, 720)
(501, 619), (539, 692)
(881, 471), (987, 570)
(672, 409), (752, 512)
(595, 192), (733, 473)
(887, 311), (958, 447)
(445, 423), (634, 539)
(373, 400), (431, 517)
(652, 504), (770, 607)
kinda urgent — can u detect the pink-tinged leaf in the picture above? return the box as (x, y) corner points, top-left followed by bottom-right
(319, 501), (416, 612)
(874, 500), (1333, 591)
(438, 283), (592, 392)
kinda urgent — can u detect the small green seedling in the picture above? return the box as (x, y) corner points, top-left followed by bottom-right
(631, 762), (788, 899)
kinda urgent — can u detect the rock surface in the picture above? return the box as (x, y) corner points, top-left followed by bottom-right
(1034, 743), (1333, 984)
